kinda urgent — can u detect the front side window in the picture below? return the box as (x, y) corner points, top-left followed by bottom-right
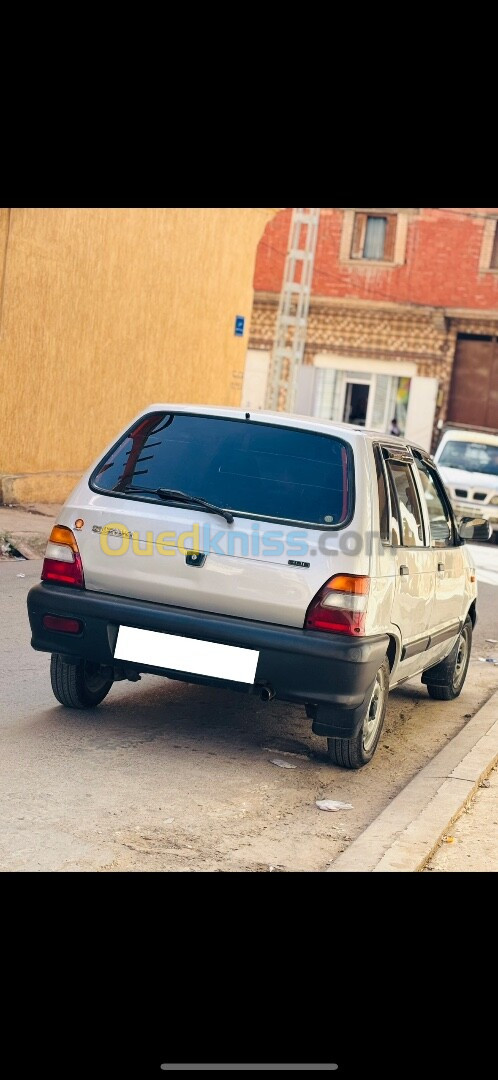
(438, 440), (498, 476)
(414, 457), (453, 546)
(387, 461), (425, 547)
(91, 412), (353, 528)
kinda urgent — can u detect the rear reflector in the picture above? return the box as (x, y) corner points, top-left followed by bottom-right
(42, 614), (82, 634)
(305, 574), (370, 636)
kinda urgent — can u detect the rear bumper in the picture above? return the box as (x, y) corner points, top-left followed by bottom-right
(27, 583), (389, 738)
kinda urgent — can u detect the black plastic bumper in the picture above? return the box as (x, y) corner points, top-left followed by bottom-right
(27, 583), (389, 739)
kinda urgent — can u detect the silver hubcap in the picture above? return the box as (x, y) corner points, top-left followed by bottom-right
(362, 675), (384, 753)
(453, 631), (469, 687)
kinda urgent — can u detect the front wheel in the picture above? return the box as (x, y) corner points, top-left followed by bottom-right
(327, 659), (390, 770)
(50, 654), (114, 709)
(424, 617), (472, 701)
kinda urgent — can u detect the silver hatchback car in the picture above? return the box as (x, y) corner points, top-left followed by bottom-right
(28, 407), (489, 768)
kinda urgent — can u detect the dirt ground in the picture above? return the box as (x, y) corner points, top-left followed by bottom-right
(93, 670), (498, 873)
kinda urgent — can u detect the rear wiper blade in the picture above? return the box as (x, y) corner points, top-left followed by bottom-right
(122, 486), (234, 524)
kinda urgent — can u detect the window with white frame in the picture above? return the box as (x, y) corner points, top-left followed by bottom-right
(313, 368), (412, 435)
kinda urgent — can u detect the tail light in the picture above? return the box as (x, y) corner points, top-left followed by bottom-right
(42, 526), (85, 588)
(305, 574), (370, 636)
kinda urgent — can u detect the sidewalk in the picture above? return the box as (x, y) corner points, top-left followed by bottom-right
(425, 766), (497, 872)
(0, 504), (61, 558)
(327, 689), (498, 872)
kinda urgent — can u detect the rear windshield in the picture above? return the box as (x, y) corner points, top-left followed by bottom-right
(91, 412), (352, 528)
(439, 440), (498, 476)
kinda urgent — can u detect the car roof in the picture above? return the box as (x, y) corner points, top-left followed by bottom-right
(438, 429), (498, 447)
(141, 404), (425, 452)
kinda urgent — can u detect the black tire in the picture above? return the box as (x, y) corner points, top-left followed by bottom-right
(327, 659), (390, 770)
(50, 654), (113, 709)
(424, 617), (472, 701)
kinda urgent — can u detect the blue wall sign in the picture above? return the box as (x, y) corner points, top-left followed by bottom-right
(234, 316), (245, 338)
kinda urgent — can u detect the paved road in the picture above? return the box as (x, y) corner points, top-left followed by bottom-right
(1, 559), (497, 872)
(468, 542), (498, 587)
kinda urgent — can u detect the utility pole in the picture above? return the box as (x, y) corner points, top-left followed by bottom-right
(265, 207), (321, 412)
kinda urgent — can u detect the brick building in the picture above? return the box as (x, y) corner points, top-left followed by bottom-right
(244, 208), (498, 449)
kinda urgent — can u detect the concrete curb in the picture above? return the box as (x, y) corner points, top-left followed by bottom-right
(0, 505), (60, 559)
(327, 690), (498, 873)
(10, 535), (47, 560)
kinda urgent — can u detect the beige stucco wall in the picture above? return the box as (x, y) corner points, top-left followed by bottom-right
(0, 207), (279, 499)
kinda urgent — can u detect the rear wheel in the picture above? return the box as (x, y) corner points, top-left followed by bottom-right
(424, 617), (472, 701)
(50, 654), (114, 709)
(327, 659), (389, 770)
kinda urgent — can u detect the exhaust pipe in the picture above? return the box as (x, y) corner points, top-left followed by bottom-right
(261, 686), (276, 703)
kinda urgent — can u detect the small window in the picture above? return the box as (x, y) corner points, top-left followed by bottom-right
(491, 222), (498, 270)
(387, 462), (425, 547)
(374, 448), (390, 542)
(351, 212), (397, 262)
(414, 457), (453, 546)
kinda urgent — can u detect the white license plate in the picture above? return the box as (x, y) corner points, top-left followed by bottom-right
(114, 626), (259, 684)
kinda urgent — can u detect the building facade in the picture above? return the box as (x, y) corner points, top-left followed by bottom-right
(245, 208), (498, 449)
(0, 207), (280, 504)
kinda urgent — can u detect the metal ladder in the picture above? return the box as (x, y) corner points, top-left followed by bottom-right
(265, 207), (321, 412)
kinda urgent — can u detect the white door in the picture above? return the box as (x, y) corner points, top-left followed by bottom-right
(384, 453), (436, 679)
(413, 453), (467, 642)
(241, 350), (270, 411)
(405, 377), (439, 451)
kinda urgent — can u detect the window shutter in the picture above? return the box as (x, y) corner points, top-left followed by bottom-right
(384, 215), (397, 261)
(351, 213), (367, 258)
(491, 223), (498, 269)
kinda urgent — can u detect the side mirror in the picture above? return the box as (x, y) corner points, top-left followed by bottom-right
(458, 517), (493, 542)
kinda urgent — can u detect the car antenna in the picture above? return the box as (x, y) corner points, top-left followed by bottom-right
(245, 413), (251, 421)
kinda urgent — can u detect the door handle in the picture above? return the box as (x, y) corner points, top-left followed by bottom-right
(400, 565), (410, 576)
(438, 563), (445, 572)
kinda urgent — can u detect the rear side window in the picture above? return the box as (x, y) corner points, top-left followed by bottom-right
(374, 447), (390, 543)
(91, 412), (353, 528)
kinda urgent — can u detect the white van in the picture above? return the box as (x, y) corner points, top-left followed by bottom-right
(27, 407), (489, 769)
(434, 427), (498, 541)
